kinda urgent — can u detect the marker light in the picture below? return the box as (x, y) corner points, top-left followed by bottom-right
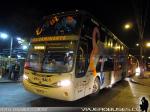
(57, 80), (71, 87)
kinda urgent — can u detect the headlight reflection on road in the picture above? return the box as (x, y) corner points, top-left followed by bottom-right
(125, 77), (137, 98)
(126, 77), (146, 109)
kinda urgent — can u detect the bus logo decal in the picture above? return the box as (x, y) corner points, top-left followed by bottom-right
(100, 72), (104, 85)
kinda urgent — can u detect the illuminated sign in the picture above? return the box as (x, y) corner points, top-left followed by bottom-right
(34, 46), (45, 50)
(36, 27), (43, 36)
(31, 36), (78, 43)
(32, 36), (66, 43)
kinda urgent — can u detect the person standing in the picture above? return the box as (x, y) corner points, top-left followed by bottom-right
(0, 64), (2, 79)
(13, 61), (20, 81)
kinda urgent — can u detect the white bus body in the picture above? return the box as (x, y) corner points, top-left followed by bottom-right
(23, 10), (128, 101)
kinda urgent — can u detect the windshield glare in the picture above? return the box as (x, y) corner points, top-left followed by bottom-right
(25, 42), (76, 73)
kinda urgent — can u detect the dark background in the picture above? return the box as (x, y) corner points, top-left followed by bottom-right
(0, 0), (149, 56)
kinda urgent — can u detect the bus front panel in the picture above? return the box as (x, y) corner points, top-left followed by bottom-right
(23, 69), (75, 101)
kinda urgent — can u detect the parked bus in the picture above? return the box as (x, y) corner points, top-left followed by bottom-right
(23, 10), (129, 101)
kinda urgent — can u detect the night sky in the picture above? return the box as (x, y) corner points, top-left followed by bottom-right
(0, 0), (150, 52)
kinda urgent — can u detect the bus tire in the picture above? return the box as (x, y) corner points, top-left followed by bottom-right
(91, 77), (100, 96)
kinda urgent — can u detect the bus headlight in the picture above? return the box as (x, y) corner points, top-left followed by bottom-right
(23, 74), (28, 80)
(135, 67), (140, 76)
(57, 80), (71, 87)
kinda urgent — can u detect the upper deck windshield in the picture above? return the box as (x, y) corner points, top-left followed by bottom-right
(35, 14), (81, 36)
(25, 41), (77, 73)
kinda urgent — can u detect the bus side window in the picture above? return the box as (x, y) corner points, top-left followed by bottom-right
(100, 27), (107, 43)
(96, 56), (103, 72)
(81, 16), (95, 39)
(103, 58), (114, 71)
(75, 43), (88, 78)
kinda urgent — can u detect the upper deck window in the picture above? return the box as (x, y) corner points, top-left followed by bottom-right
(36, 14), (81, 36)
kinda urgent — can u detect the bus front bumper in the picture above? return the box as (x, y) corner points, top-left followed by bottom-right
(23, 79), (74, 101)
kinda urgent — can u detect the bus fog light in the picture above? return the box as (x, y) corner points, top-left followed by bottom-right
(23, 74), (28, 80)
(57, 80), (71, 87)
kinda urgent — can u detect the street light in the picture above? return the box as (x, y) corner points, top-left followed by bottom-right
(22, 45), (28, 50)
(123, 22), (145, 76)
(124, 23), (133, 30)
(146, 42), (150, 47)
(0, 32), (13, 78)
(0, 33), (13, 59)
(0, 32), (8, 39)
(124, 24), (130, 29)
(136, 43), (139, 47)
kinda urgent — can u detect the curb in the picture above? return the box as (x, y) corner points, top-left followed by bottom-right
(0, 81), (22, 83)
(130, 78), (150, 87)
(0, 79), (22, 83)
(0, 76), (23, 83)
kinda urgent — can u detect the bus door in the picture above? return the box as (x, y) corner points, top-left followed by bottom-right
(101, 57), (113, 88)
(74, 42), (89, 99)
(114, 56), (122, 82)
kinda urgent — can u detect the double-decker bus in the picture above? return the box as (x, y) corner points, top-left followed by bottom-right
(23, 10), (129, 101)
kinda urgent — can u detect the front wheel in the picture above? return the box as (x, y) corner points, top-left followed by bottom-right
(91, 77), (100, 96)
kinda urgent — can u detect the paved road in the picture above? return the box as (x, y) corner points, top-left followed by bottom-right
(0, 83), (40, 107)
(0, 78), (150, 111)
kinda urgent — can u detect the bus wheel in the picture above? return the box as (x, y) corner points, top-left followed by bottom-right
(91, 77), (100, 96)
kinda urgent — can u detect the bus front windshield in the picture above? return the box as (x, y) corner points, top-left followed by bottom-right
(36, 14), (81, 36)
(25, 41), (77, 73)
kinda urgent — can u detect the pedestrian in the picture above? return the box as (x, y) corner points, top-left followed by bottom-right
(0, 65), (2, 79)
(13, 61), (20, 81)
